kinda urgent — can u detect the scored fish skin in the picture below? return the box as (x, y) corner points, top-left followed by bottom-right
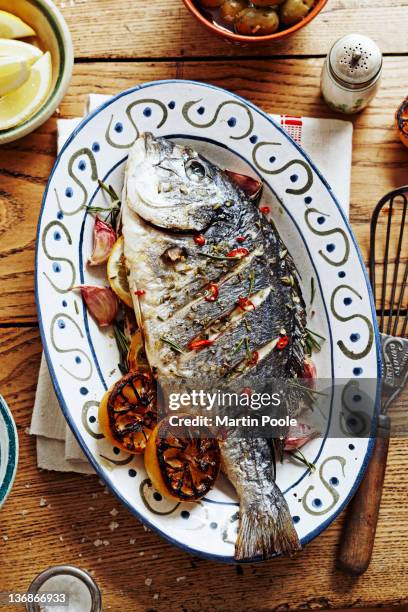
(122, 133), (307, 560)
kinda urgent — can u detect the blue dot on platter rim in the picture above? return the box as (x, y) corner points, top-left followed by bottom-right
(53, 231), (61, 241)
(197, 106), (205, 115)
(353, 394), (362, 402)
(168, 100), (176, 109)
(80, 387), (88, 395)
(249, 135), (258, 144)
(330, 477), (339, 486)
(57, 211), (64, 220)
(143, 107), (152, 117)
(269, 155), (276, 163)
(52, 262), (61, 273)
(338, 270), (346, 278)
(227, 117), (237, 127)
(78, 160), (86, 171)
(317, 216), (326, 225)
(343, 297), (352, 305)
(181, 510), (190, 519)
(349, 443), (355, 450)
(350, 333), (360, 342)
(62, 300), (67, 307)
(326, 243), (335, 253)
(113, 447), (120, 455)
(210, 522), (218, 529)
(92, 142), (100, 152)
(304, 196), (312, 204)
(293, 515), (300, 524)
(312, 498), (322, 508)
(114, 122), (123, 133)
(353, 367), (363, 376)
(153, 492), (162, 502)
(128, 469), (136, 478)
(290, 174), (298, 183)
(65, 187), (73, 198)
(57, 319), (65, 329)
(89, 415), (96, 424)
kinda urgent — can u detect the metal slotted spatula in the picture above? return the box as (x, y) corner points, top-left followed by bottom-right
(338, 186), (408, 575)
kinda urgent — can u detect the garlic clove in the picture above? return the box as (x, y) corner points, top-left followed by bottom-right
(88, 216), (116, 266)
(77, 285), (118, 327)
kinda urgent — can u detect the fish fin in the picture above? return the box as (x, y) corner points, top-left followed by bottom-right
(235, 496), (301, 561)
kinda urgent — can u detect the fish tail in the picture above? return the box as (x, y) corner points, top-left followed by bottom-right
(235, 494), (301, 561)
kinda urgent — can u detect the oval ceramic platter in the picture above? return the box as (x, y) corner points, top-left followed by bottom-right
(0, 395), (18, 509)
(36, 80), (381, 562)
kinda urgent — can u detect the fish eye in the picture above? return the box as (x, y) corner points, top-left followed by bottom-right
(185, 159), (207, 181)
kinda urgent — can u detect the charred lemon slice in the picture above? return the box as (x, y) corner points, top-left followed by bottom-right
(396, 97), (408, 148)
(107, 236), (133, 308)
(144, 415), (221, 502)
(98, 371), (157, 454)
(128, 330), (149, 372)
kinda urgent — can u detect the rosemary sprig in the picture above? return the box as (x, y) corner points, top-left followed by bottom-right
(113, 322), (129, 374)
(290, 448), (316, 473)
(198, 252), (239, 261)
(84, 179), (122, 231)
(306, 327), (326, 341)
(160, 336), (185, 354)
(305, 327), (325, 355)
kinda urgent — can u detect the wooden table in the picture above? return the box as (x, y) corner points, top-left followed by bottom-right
(0, 1), (407, 610)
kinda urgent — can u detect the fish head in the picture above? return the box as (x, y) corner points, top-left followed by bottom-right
(124, 133), (225, 231)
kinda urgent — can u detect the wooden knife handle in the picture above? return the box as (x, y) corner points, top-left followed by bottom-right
(337, 416), (390, 575)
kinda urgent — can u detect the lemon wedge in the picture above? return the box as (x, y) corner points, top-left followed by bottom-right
(0, 55), (30, 96)
(0, 10), (35, 38)
(107, 236), (133, 308)
(0, 51), (52, 131)
(0, 38), (42, 63)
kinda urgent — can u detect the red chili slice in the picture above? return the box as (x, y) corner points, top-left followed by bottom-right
(134, 289), (145, 296)
(236, 236), (246, 243)
(237, 296), (255, 312)
(194, 234), (206, 246)
(259, 206), (270, 214)
(246, 351), (259, 367)
(188, 339), (214, 351)
(227, 247), (249, 259)
(276, 335), (289, 350)
(204, 283), (219, 302)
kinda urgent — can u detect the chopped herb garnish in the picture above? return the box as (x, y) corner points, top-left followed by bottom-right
(160, 336), (185, 354)
(290, 449), (316, 473)
(231, 338), (244, 355)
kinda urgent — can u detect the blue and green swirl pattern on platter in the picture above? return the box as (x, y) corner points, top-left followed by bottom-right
(35, 81), (381, 562)
(0, 395), (18, 509)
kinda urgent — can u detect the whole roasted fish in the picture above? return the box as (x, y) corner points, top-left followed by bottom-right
(122, 133), (307, 560)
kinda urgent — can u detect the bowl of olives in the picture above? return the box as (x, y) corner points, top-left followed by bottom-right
(184, 0), (327, 44)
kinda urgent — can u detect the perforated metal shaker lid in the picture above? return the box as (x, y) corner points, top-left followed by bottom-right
(328, 34), (382, 89)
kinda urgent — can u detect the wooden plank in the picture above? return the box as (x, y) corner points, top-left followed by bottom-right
(0, 56), (406, 323)
(57, 0), (408, 58)
(0, 327), (407, 610)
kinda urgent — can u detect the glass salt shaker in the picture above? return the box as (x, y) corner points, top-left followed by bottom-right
(321, 34), (382, 114)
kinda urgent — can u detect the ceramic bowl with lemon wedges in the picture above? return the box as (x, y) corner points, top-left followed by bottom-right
(0, 0), (73, 144)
